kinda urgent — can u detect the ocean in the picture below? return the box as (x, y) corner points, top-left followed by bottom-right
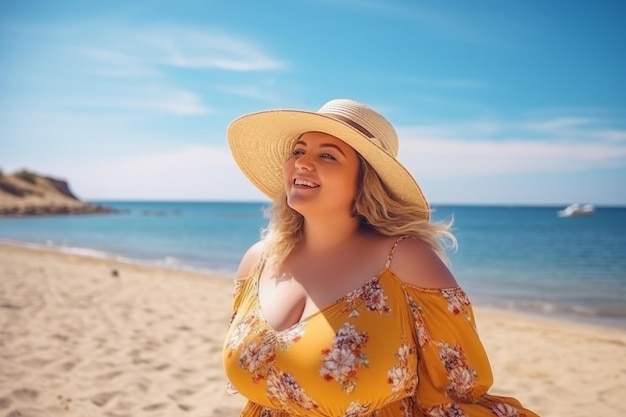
(1, 201), (625, 329)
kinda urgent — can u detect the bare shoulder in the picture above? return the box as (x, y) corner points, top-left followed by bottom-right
(234, 240), (265, 280)
(388, 236), (458, 289)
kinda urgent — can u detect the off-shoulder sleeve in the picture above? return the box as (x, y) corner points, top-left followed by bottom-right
(402, 285), (540, 416)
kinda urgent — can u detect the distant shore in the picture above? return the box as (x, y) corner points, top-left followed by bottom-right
(0, 203), (118, 217)
(1, 242), (625, 416)
(0, 170), (118, 217)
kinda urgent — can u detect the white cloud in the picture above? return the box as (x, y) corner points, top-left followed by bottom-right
(596, 129), (626, 143)
(57, 86), (213, 115)
(4, 20), (285, 117)
(76, 25), (285, 75)
(62, 145), (265, 201)
(398, 117), (626, 178)
(2, 144), (266, 201)
(113, 87), (212, 115)
(217, 84), (283, 103)
(145, 28), (285, 71)
(522, 117), (596, 131)
(79, 47), (160, 77)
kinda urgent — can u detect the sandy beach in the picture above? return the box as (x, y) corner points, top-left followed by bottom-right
(1, 243), (624, 417)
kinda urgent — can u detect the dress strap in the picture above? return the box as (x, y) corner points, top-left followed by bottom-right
(384, 235), (415, 269)
(250, 252), (267, 278)
(232, 251), (266, 309)
(235, 250), (266, 288)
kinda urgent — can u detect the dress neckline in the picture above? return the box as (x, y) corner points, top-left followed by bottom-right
(248, 235), (460, 333)
(254, 266), (390, 334)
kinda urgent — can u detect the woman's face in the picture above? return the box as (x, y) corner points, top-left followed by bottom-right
(283, 131), (360, 217)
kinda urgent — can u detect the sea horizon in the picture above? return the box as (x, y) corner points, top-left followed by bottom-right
(87, 199), (626, 208)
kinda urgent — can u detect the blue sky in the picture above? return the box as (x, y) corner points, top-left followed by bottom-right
(1, 0), (625, 206)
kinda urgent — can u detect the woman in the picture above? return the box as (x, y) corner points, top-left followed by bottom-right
(222, 99), (539, 417)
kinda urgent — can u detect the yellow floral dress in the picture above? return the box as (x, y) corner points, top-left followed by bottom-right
(222, 237), (539, 417)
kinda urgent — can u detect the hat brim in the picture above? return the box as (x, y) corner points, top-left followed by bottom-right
(227, 109), (430, 219)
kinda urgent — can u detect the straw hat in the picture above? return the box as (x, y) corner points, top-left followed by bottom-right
(227, 99), (430, 219)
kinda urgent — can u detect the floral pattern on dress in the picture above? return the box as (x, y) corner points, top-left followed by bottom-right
(441, 288), (474, 326)
(441, 288), (471, 314)
(400, 397), (413, 417)
(275, 321), (306, 350)
(230, 309), (306, 384)
(343, 401), (372, 417)
(436, 341), (477, 400)
(239, 332), (276, 383)
(342, 278), (391, 317)
(267, 371), (318, 413)
(405, 295), (431, 348)
(427, 403), (467, 417)
(491, 403), (524, 417)
(227, 315), (257, 356)
(387, 344), (415, 396)
(320, 322), (370, 393)
(259, 408), (274, 417)
(225, 381), (238, 395)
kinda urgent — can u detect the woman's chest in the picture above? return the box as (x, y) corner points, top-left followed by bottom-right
(223, 282), (418, 412)
(256, 258), (391, 333)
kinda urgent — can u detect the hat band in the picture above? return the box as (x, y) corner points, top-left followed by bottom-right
(323, 113), (387, 151)
(324, 113), (374, 138)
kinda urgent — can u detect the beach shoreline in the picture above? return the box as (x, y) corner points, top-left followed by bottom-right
(1, 242), (625, 416)
(3, 237), (624, 331)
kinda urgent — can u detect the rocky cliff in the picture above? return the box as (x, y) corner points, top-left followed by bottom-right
(0, 169), (117, 216)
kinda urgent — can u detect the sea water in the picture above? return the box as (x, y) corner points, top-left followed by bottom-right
(1, 201), (625, 328)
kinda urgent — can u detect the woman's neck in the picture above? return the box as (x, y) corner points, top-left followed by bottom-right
(300, 214), (362, 254)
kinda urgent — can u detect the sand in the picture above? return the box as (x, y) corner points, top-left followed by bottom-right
(0, 243), (625, 417)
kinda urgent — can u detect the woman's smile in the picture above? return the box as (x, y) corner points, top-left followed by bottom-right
(293, 178), (320, 188)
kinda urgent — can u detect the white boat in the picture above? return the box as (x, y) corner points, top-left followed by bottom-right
(557, 203), (595, 217)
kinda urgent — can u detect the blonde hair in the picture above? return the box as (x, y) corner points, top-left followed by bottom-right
(261, 156), (456, 266)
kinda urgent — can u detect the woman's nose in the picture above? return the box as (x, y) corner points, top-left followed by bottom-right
(294, 153), (314, 171)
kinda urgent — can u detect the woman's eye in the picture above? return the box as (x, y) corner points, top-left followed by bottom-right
(292, 149), (304, 156)
(321, 153), (336, 160)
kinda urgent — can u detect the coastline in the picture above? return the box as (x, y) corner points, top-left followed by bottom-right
(1, 242), (625, 416)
